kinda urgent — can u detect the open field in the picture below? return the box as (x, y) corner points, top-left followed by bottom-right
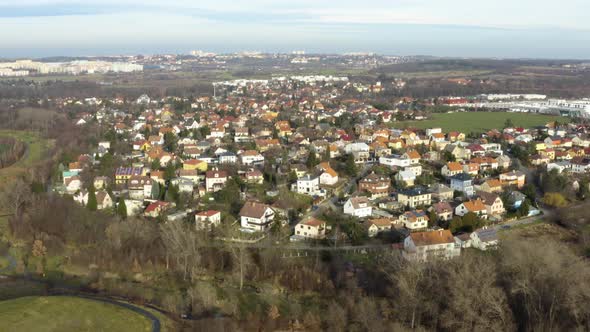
(0, 296), (152, 332)
(0, 130), (52, 182)
(392, 112), (569, 132)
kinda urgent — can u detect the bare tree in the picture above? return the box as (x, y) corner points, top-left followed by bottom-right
(0, 178), (31, 217)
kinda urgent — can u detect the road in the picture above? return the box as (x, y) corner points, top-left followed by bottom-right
(0, 252), (162, 332)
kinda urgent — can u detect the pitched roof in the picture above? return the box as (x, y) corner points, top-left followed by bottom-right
(463, 199), (487, 212)
(410, 230), (455, 246)
(240, 201), (272, 219)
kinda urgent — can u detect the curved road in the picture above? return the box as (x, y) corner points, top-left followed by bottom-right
(0, 253), (161, 332)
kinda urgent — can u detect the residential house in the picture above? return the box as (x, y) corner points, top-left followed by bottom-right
(478, 179), (503, 193)
(455, 199), (488, 219)
(240, 150), (265, 165)
(318, 162), (339, 186)
(442, 162), (463, 178)
(400, 210), (429, 231)
(396, 169), (416, 187)
(476, 191), (505, 217)
(294, 217), (327, 240)
(429, 183), (454, 201)
(470, 228), (499, 251)
(450, 173), (475, 197)
(195, 210), (222, 230)
(205, 170), (228, 192)
(359, 172), (391, 198)
(144, 201), (172, 218)
(240, 201), (275, 232)
(365, 218), (396, 237)
(115, 167), (144, 184)
(500, 171), (526, 189)
(403, 230), (461, 262)
(397, 187), (432, 208)
(429, 202), (454, 222)
(245, 169), (264, 184)
(343, 197), (373, 218)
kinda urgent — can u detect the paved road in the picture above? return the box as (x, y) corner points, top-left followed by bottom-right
(0, 253), (162, 332)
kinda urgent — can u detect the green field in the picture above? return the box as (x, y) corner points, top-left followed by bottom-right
(0, 296), (152, 332)
(392, 112), (568, 132)
(0, 130), (53, 181)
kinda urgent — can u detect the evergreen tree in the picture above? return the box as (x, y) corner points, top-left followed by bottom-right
(306, 150), (319, 168)
(117, 199), (127, 219)
(87, 189), (97, 211)
(345, 154), (358, 177)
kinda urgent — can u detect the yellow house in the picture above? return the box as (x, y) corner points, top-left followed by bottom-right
(183, 159), (208, 172)
(535, 143), (546, 151)
(388, 139), (405, 150)
(540, 149), (555, 160)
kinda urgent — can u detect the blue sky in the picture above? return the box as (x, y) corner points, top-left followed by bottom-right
(0, 0), (589, 58)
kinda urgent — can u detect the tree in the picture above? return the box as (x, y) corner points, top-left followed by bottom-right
(504, 118), (515, 128)
(87, 189), (97, 211)
(518, 199), (530, 217)
(306, 150), (319, 168)
(543, 192), (568, 207)
(117, 199), (127, 219)
(428, 210), (438, 228)
(344, 154), (358, 177)
(0, 178), (32, 217)
(163, 132), (178, 152)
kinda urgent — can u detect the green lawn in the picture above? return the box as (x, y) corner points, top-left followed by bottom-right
(0, 296), (152, 332)
(392, 112), (568, 133)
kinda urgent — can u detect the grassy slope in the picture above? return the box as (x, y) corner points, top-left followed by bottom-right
(392, 112), (568, 132)
(0, 130), (53, 242)
(0, 296), (152, 332)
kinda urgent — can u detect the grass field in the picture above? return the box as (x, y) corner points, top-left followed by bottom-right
(0, 296), (152, 332)
(0, 130), (53, 182)
(392, 112), (568, 132)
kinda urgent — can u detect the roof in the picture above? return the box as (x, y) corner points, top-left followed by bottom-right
(446, 162), (463, 172)
(410, 230), (455, 246)
(463, 199), (487, 212)
(473, 228), (498, 242)
(206, 170), (228, 178)
(349, 197), (370, 209)
(301, 217), (325, 227)
(196, 210), (220, 217)
(368, 218), (395, 227)
(240, 201), (272, 219)
(476, 191), (500, 205)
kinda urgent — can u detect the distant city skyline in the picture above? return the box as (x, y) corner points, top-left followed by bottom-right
(1, 0), (589, 59)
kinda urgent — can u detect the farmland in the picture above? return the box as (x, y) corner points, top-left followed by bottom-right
(392, 111), (569, 133)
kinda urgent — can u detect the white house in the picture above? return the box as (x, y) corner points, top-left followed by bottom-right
(195, 210), (222, 230)
(239, 201), (275, 232)
(403, 230), (461, 262)
(319, 162), (339, 186)
(470, 227), (499, 251)
(240, 150), (265, 165)
(379, 154), (411, 168)
(205, 170), (228, 192)
(293, 217), (326, 240)
(292, 175), (325, 197)
(343, 197), (372, 218)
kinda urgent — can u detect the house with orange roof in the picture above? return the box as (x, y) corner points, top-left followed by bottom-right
(403, 230), (461, 261)
(479, 179), (503, 193)
(441, 162), (463, 177)
(319, 162), (339, 186)
(455, 199), (488, 219)
(294, 217), (326, 240)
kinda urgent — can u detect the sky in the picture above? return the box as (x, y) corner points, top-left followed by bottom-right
(0, 0), (589, 58)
